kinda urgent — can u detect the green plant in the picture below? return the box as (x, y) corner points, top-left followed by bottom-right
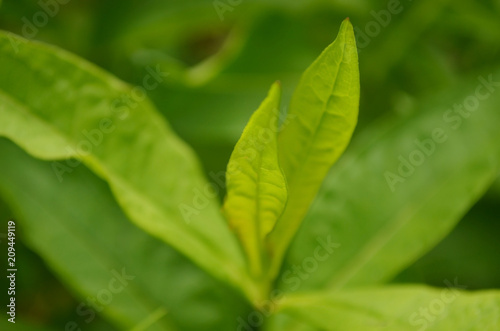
(0, 17), (499, 331)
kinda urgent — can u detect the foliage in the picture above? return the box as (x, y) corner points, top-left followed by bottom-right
(0, 1), (499, 330)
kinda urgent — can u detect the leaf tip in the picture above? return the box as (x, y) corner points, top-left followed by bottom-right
(272, 80), (282, 91)
(269, 80), (282, 98)
(341, 17), (354, 30)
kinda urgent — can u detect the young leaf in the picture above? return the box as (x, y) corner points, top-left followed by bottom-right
(278, 285), (500, 330)
(282, 71), (500, 291)
(267, 18), (360, 278)
(223, 82), (287, 278)
(0, 31), (257, 301)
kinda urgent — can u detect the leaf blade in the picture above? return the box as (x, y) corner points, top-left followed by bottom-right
(268, 19), (360, 278)
(278, 285), (500, 331)
(223, 82), (287, 278)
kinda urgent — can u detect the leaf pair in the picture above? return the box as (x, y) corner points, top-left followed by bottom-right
(0, 18), (359, 306)
(222, 18), (360, 282)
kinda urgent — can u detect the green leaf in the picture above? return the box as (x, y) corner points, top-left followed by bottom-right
(267, 18), (360, 278)
(222, 81), (287, 279)
(0, 138), (251, 331)
(0, 31), (257, 300)
(278, 285), (500, 330)
(283, 71), (500, 291)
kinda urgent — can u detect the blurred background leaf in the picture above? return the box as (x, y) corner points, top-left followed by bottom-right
(0, 138), (250, 330)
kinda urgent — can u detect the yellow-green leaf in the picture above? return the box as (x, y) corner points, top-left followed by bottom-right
(268, 19), (360, 278)
(223, 81), (287, 278)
